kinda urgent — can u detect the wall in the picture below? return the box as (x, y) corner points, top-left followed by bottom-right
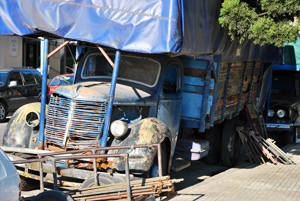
(48, 43), (61, 79)
(0, 36), (23, 69)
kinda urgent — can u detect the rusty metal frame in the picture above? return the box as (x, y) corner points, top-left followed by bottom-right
(97, 45), (115, 68)
(11, 144), (163, 200)
(46, 40), (71, 59)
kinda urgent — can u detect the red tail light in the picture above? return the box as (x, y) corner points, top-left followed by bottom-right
(19, 182), (22, 201)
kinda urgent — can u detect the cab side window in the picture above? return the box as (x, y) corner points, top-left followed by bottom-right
(163, 66), (178, 94)
(9, 72), (23, 86)
(22, 71), (36, 85)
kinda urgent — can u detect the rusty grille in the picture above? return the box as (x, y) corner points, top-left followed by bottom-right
(45, 96), (107, 149)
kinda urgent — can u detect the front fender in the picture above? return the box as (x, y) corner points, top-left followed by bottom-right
(3, 103), (46, 149)
(107, 117), (173, 174)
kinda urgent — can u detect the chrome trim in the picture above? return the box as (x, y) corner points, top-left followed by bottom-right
(265, 123), (293, 129)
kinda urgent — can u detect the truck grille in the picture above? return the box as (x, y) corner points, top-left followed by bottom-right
(45, 95), (107, 149)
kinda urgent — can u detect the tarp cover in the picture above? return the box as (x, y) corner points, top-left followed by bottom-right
(0, 0), (282, 63)
(284, 38), (300, 65)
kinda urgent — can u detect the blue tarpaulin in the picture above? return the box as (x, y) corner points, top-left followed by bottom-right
(0, 0), (283, 63)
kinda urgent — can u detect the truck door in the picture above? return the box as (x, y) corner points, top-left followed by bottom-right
(157, 65), (183, 155)
(7, 72), (27, 110)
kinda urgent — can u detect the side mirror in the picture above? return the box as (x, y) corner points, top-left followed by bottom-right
(8, 81), (17, 87)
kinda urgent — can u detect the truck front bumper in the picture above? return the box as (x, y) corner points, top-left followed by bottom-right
(265, 123), (293, 131)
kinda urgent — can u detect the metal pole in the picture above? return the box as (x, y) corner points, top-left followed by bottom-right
(157, 143), (163, 177)
(199, 61), (213, 132)
(38, 37), (49, 150)
(124, 154), (132, 201)
(39, 155), (44, 192)
(100, 50), (121, 148)
(92, 150), (98, 186)
(209, 61), (221, 126)
(52, 160), (58, 190)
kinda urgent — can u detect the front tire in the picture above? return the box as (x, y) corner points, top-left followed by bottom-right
(221, 117), (241, 167)
(151, 142), (168, 177)
(33, 190), (73, 201)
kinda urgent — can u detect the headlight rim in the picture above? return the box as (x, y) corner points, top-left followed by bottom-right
(277, 109), (286, 118)
(268, 109), (275, 117)
(110, 120), (128, 138)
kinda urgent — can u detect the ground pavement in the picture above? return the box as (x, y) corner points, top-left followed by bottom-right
(171, 144), (300, 201)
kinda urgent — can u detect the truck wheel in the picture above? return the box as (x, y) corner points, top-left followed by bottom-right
(0, 102), (7, 122)
(20, 176), (40, 191)
(221, 118), (241, 167)
(282, 131), (294, 146)
(32, 190), (73, 201)
(151, 142), (167, 177)
(80, 175), (116, 189)
(205, 123), (223, 165)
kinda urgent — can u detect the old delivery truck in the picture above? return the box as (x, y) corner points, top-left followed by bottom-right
(0, 0), (282, 191)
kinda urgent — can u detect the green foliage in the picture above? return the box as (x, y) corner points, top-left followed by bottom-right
(219, 0), (300, 47)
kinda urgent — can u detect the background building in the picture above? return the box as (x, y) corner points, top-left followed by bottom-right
(0, 36), (75, 78)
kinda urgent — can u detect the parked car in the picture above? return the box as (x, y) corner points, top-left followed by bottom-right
(47, 74), (74, 101)
(0, 147), (22, 201)
(0, 68), (42, 122)
(265, 70), (300, 146)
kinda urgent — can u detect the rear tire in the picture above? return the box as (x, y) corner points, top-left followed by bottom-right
(33, 190), (73, 201)
(221, 117), (241, 167)
(281, 131), (294, 146)
(205, 123), (223, 165)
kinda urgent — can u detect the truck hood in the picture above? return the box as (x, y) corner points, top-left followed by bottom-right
(52, 82), (156, 106)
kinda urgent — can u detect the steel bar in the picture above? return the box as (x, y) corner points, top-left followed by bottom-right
(38, 37), (49, 150)
(97, 46), (115, 68)
(124, 155), (132, 200)
(46, 40), (70, 59)
(199, 61), (213, 132)
(16, 170), (81, 187)
(92, 150), (98, 187)
(38, 144), (163, 178)
(52, 160), (58, 190)
(100, 50), (121, 148)
(247, 62), (256, 103)
(209, 61), (221, 126)
(236, 62), (247, 113)
(221, 63), (232, 120)
(72, 186), (152, 198)
(39, 155), (44, 192)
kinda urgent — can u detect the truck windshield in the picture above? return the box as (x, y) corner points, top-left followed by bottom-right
(82, 54), (160, 87)
(271, 75), (297, 96)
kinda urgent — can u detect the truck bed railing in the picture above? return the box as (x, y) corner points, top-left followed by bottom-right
(10, 144), (164, 201)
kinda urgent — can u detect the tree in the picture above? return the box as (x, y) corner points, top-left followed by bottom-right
(219, 0), (300, 47)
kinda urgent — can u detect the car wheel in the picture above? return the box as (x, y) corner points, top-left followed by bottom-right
(205, 123), (223, 165)
(20, 176), (40, 191)
(151, 142), (168, 177)
(221, 117), (241, 167)
(80, 175), (116, 189)
(0, 102), (7, 122)
(32, 190), (73, 201)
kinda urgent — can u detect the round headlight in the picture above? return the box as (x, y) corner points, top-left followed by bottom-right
(110, 120), (128, 138)
(277, 109), (286, 118)
(268, 109), (275, 117)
